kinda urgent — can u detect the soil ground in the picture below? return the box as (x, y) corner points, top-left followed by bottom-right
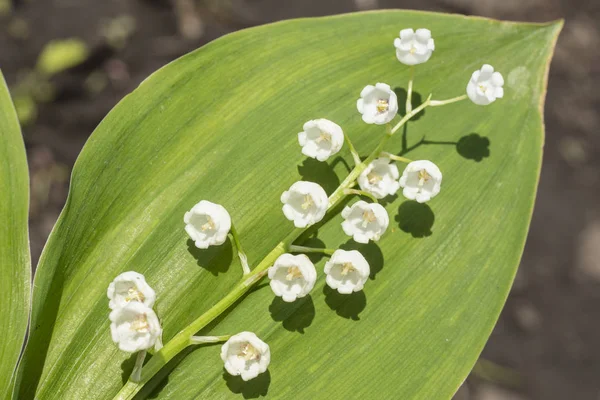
(1, 0), (599, 399)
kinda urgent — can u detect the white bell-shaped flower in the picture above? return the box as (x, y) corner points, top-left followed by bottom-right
(268, 253), (317, 302)
(298, 119), (344, 162)
(184, 200), (231, 249)
(107, 271), (156, 310)
(394, 28), (435, 65)
(466, 64), (504, 106)
(341, 201), (389, 244)
(109, 301), (162, 353)
(357, 83), (398, 125)
(399, 160), (442, 203)
(221, 332), (270, 381)
(357, 157), (400, 199)
(324, 249), (370, 294)
(281, 181), (328, 228)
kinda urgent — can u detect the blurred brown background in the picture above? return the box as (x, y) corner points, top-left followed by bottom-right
(1, 0), (599, 399)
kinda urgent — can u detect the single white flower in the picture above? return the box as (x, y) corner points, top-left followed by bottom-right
(324, 250), (370, 294)
(109, 301), (162, 353)
(399, 160), (442, 203)
(268, 253), (317, 302)
(184, 200), (231, 249)
(356, 83), (398, 125)
(281, 181), (328, 228)
(221, 332), (270, 381)
(107, 271), (156, 310)
(466, 64), (504, 106)
(298, 119), (344, 162)
(394, 28), (435, 65)
(341, 201), (389, 243)
(357, 157), (400, 199)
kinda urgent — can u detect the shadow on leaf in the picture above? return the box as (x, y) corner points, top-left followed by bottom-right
(395, 201), (434, 238)
(120, 352), (138, 385)
(340, 240), (384, 280)
(323, 285), (366, 321)
(297, 157), (340, 194)
(224, 368), (271, 399)
(456, 133), (490, 162)
(186, 238), (233, 276)
(269, 295), (315, 334)
(393, 87), (426, 120)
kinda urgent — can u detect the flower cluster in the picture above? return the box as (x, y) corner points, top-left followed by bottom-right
(107, 271), (162, 353)
(110, 25), (506, 393)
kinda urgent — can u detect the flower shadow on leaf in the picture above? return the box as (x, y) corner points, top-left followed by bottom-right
(268, 295), (315, 334)
(224, 368), (271, 399)
(393, 87), (426, 120)
(456, 133), (490, 162)
(323, 285), (366, 321)
(297, 157), (343, 194)
(186, 238), (233, 276)
(120, 351), (138, 384)
(339, 240), (384, 280)
(395, 200), (434, 238)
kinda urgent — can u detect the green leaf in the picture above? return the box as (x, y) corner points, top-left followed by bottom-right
(0, 71), (31, 398)
(16, 11), (561, 399)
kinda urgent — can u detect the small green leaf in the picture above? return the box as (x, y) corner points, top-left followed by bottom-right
(0, 71), (31, 399)
(16, 11), (561, 399)
(36, 39), (89, 76)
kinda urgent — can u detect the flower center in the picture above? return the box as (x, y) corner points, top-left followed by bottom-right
(125, 287), (145, 303)
(479, 84), (487, 93)
(239, 342), (260, 361)
(376, 99), (389, 113)
(301, 194), (313, 210)
(130, 314), (150, 333)
(361, 210), (377, 227)
(367, 172), (382, 184)
(285, 266), (303, 281)
(201, 216), (215, 231)
(315, 131), (331, 143)
(418, 169), (431, 187)
(409, 45), (417, 55)
(340, 262), (355, 276)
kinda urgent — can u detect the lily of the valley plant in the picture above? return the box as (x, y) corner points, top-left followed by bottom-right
(109, 27), (504, 399)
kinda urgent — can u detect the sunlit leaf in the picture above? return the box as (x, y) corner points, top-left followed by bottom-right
(0, 71), (31, 399)
(16, 11), (561, 399)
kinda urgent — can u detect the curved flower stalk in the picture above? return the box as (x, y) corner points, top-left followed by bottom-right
(113, 24), (505, 400)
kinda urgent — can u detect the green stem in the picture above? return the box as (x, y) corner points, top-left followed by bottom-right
(130, 351), (146, 383)
(380, 152), (412, 164)
(391, 94), (432, 135)
(405, 66), (414, 114)
(288, 245), (335, 256)
(230, 222), (250, 275)
(429, 94), (467, 107)
(189, 335), (231, 345)
(343, 188), (378, 203)
(343, 132), (362, 166)
(113, 96), (432, 400)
